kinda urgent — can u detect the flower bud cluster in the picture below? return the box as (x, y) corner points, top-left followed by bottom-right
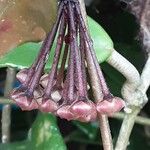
(11, 0), (125, 122)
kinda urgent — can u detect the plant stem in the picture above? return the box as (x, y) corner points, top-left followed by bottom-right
(111, 51), (149, 150)
(56, 43), (69, 87)
(113, 112), (150, 126)
(80, 28), (88, 96)
(138, 54), (150, 93)
(2, 67), (16, 143)
(68, 2), (85, 96)
(115, 107), (140, 150)
(66, 16), (75, 102)
(44, 14), (66, 97)
(78, 0), (113, 150)
(27, 4), (64, 94)
(107, 50), (141, 150)
(0, 98), (15, 104)
(106, 50), (140, 103)
(23, 3), (64, 89)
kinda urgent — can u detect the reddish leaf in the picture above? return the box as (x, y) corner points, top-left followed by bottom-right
(0, 0), (57, 56)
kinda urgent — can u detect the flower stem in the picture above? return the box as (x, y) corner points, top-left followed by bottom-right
(77, 1), (113, 150)
(115, 107), (140, 150)
(44, 14), (66, 97)
(68, 2), (85, 97)
(27, 4), (64, 94)
(75, 4), (111, 98)
(79, 28), (88, 96)
(23, 3), (64, 88)
(56, 42), (69, 87)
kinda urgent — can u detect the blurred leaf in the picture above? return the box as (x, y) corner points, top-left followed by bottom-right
(0, 17), (114, 69)
(0, 42), (40, 69)
(28, 112), (66, 150)
(0, 113), (66, 150)
(73, 121), (99, 140)
(0, 0), (57, 56)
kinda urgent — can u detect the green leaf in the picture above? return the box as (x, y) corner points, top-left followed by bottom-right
(0, 0), (57, 56)
(0, 113), (66, 150)
(0, 16), (113, 69)
(88, 17), (114, 62)
(28, 112), (66, 150)
(0, 42), (40, 69)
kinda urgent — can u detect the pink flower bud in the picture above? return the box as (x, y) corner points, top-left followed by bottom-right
(70, 100), (97, 122)
(11, 89), (38, 111)
(16, 69), (28, 83)
(96, 97), (125, 116)
(56, 105), (75, 121)
(40, 74), (49, 88)
(39, 98), (58, 113)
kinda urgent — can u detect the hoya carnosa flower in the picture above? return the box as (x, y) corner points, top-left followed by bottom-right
(11, 0), (125, 122)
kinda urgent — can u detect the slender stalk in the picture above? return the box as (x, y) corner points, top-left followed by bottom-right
(2, 68), (16, 143)
(23, 2), (64, 88)
(0, 98), (15, 104)
(106, 50), (141, 103)
(111, 46), (150, 150)
(68, 2), (85, 97)
(115, 107), (140, 150)
(113, 112), (150, 126)
(115, 52), (149, 150)
(56, 43), (69, 87)
(138, 54), (150, 93)
(80, 28), (88, 96)
(62, 9), (75, 102)
(65, 41), (75, 102)
(44, 14), (66, 97)
(27, 4), (64, 94)
(77, 1), (113, 150)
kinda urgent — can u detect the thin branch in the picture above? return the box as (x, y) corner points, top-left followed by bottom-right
(78, 0), (113, 150)
(106, 50), (141, 104)
(113, 112), (150, 126)
(111, 51), (149, 150)
(2, 67), (16, 143)
(0, 97), (15, 104)
(138, 54), (150, 93)
(105, 48), (146, 150)
(115, 107), (140, 150)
